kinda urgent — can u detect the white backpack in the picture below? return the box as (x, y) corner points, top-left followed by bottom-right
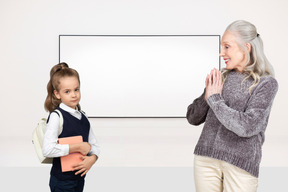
(32, 109), (63, 164)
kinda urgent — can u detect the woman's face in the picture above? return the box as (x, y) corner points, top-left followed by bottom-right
(220, 31), (248, 72)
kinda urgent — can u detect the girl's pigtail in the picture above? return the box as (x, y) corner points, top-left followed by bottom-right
(44, 79), (59, 112)
(44, 63), (69, 112)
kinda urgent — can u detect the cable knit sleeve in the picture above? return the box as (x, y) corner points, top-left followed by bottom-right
(206, 77), (278, 137)
(186, 89), (210, 125)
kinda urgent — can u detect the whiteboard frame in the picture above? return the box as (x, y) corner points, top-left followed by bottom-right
(59, 35), (221, 118)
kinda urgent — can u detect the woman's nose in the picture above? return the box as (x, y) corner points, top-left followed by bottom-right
(219, 49), (225, 57)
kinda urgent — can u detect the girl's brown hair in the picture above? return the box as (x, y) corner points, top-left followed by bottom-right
(44, 62), (81, 112)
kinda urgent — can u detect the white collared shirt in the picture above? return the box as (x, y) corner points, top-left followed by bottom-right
(42, 103), (100, 158)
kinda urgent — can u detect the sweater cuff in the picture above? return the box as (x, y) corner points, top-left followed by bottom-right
(207, 94), (223, 106)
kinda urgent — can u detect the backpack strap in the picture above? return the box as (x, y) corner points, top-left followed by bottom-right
(54, 109), (63, 136)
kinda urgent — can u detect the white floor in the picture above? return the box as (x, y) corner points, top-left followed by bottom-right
(1, 167), (287, 192)
(1, 118), (287, 191)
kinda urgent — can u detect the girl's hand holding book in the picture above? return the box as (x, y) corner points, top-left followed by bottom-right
(73, 154), (98, 177)
(69, 142), (91, 156)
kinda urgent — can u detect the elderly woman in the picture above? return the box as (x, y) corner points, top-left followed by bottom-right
(186, 20), (278, 192)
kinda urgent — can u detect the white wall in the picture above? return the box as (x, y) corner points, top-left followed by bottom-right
(0, 0), (287, 169)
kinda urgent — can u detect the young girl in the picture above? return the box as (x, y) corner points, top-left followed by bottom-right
(43, 62), (100, 192)
(186, 20), (278, 191)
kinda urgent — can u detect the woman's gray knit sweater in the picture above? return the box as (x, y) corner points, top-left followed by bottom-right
(186, 70), (278, 177)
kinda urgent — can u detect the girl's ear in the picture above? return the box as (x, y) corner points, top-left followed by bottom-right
(54, 90), (61, 99)
(246, 43), (252, 53)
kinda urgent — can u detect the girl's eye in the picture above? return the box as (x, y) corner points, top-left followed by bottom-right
(65, 90), (70, 94)
(75, 88), (79, 92)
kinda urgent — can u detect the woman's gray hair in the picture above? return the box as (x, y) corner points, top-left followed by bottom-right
(222, 20), (275, 93)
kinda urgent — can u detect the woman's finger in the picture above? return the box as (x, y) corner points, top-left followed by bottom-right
(212, 69), (216, 85)
(205, 74), (209, 87)
(218, 70), (222, 86)
(209, 74), (212, 86)
(216, 69), (220, 85)
(213, 68), (220, 86)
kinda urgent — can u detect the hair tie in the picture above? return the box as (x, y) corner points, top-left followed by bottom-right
(54, 67), (62, 75)
(51, 66), (63, 78)
(51, 62), (69, 78)
(257, 33), (260, 37)
(55, 68), (61, 73)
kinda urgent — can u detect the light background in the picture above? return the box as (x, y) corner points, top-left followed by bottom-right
(0, 0), (287, 191)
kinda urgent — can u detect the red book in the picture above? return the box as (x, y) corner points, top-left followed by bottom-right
(58, 136), (83, 172)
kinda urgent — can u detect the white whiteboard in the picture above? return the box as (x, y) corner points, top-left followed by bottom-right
(59, 35), (220, 117)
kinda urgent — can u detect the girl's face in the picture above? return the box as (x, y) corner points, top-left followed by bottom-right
(220, 31), (249, 72)
(54, 76), (81, 109)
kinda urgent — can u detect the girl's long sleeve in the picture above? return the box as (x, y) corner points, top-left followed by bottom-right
(42, 112), (69, 157)
(88, 127), (101, 157)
